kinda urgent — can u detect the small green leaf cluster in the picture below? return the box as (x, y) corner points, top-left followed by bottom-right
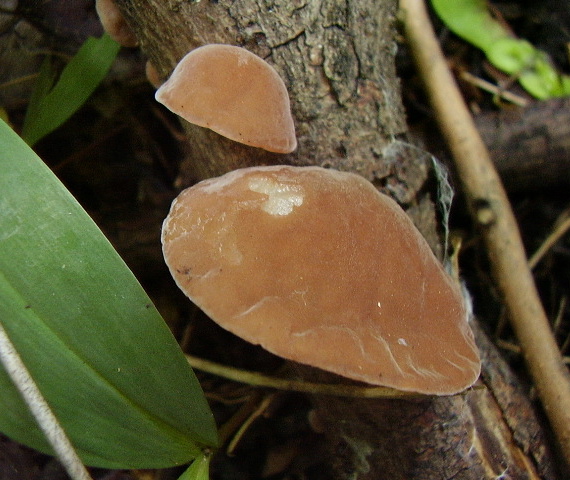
(431, 0), (570, 99)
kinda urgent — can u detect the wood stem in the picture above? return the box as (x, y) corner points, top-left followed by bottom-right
(186, 354), (420, 399)
(400, 0), (570, 466)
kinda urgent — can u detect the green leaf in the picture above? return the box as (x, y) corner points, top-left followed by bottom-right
(21, 34), (120, 146)
(431, 0), (570, 99)
(21, 57), (58, 136)
(431, 0), (508, 52)
(486, 38), (536, 74)
(178, 452), (211, 480)
(0, 119), (218, 468)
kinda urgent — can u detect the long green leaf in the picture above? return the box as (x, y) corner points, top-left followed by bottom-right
(21, 56), (57, 139)
(21, 34), (120, 146)
(0, 119), (218, 468)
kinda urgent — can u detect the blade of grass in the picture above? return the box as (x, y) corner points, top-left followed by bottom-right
(21, 56), (57, 137)
(21, 34), (120, 146)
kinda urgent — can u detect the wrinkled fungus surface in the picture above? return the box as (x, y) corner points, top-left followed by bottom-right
(155, 44), (297, 154)
(162, 166), (480, 395)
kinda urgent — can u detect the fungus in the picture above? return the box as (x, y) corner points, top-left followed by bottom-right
(155, 44), (297, 154)
(145, 60), (162, 89)
(162, 166), (480, 395)
(95, 0), (138, 48)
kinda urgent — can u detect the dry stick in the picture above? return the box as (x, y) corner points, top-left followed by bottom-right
(528, 214), (570, 270)
(0, 321), (93, 480)
(226, 393), (277, 456)
(400, 0), (570, 465)
(186, 355), (419, 399)
(459, 71), (530, 107)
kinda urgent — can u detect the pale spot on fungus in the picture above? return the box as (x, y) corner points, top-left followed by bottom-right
(162, 166), (481, 395)
(248, 177), (304, 216)
(155, 44), (297, 154)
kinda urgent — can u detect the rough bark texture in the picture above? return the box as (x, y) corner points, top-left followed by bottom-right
(303, 323), (560, 479)
(115, 0), (428, 206)
(113, 1), (562, 478)
(475, 98), (570, 193)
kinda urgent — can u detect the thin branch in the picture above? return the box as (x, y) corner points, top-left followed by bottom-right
(226, 393), (276, 455)
(459, 71), (529, 107)
(400, 0), (570, 466)
(528, 212), (570, 270)
(0, 321), (93, 480)
(186, 354), (422, 399)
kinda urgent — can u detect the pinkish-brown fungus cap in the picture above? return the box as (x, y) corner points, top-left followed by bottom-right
(155, 44), (297, 154)
(95, 0), (138, 48)
(162, 166), (481, 395)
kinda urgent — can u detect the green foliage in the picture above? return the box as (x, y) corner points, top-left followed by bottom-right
(0, 118), (218, 469)
(431, 0), (570, 99)
(21, 34), (120, 146)
(178, 452), (212, 480)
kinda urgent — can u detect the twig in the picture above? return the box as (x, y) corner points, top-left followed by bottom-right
(0, 73), (39, 91)
(216, 391), (265, 448)
(528, 212), (570, 269)
(226, 393), (276, 455)
(0, 321), (93, 480)
(400, 0), (570, 465)
(496, 339), (570, 365)
(459, 71), (529, 107)
(186, 354), (421, 399)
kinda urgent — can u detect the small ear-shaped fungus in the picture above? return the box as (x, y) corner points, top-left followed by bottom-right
(155, 44), (297, 154)
(95, 0), (138, 48)
(145, 61), (162, 89)
(162, 166), (481, 395)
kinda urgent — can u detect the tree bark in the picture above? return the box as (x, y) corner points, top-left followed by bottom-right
(114, 1), (563, 478)
(115, 0), (425, 204)
(303, 322), (560, 479)
(475, 98), (570, 193)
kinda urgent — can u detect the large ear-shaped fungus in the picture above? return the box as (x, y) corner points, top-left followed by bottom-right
(162, 166), (480, 395)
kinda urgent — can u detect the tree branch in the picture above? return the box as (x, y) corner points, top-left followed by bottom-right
(400, 0), (570, 467)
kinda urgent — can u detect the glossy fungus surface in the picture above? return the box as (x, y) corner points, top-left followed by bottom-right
(162, 166), (480, 394)
(155, 44), (297, 154)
